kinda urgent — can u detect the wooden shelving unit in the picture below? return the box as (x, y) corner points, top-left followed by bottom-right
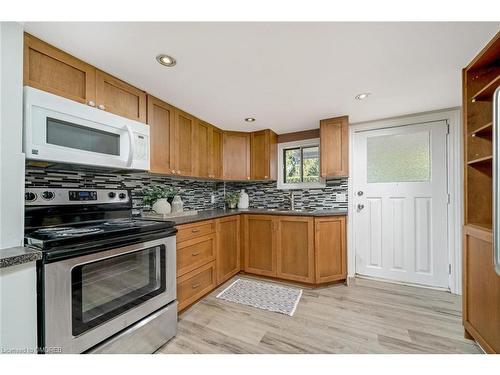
(462, 31), (500, 354)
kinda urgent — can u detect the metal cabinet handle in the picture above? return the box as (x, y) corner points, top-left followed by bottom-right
(493, 86), (500, 276)
(191, 229), (200, 233)
(191, 252), (200, 256)
(191, 283), (201, 289)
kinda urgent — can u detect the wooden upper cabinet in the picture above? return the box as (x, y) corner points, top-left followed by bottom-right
(216, 216), (241, 284)
(147, 95), (175, 174)
(243, 215), (277, 277)
(193, 120), (211, 178)
(223, 131), (251, 180)
(95, 70), (147, 123)
(320, 116), (349, 177)
(210, 127), (223, 179)
(276, 216), (315, 283)
(23, 33), (96, 105)
(174, 109), (195, 176)
(251, 129), (278, 180)
(314, 216), (347, 283)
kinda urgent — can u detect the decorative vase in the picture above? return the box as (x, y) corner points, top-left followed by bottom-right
(238, 189), (249, 209)
(152, 198), (171, 215)
(171, 195), (184, 213)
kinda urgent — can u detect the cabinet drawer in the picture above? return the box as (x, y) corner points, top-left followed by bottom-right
(176, 221), (215, 242)
(177, 261), (216, 311)
(177, 234), (215, 277)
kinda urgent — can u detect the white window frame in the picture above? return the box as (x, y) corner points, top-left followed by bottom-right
(277, 138), (326, 190)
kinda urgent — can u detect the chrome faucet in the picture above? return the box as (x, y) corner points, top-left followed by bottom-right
(284, 191), (295, 210)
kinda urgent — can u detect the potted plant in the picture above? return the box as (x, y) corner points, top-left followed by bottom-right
(142, 185), (179, 214)
(224, 192), (240, 209)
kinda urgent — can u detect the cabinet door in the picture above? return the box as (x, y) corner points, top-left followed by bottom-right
(223, 132), (250, 180)
(463, 229), (500, 353)
(314, 216), (346, 283)
(147, 95), (175, 174)
(210, 127), (223, 179)
(174, 109), (195, 176)
(243, 215), (277, 277)
(95, 70), (147, 123)
(277, 216), (315, 283)
(320, 116), (349, 177)
(193, 120), (211, 178)
(250, 130), (277, 180)
(216, 216), (241, 284)
(23, 33), (96, 105)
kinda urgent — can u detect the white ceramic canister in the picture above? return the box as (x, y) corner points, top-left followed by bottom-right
(152, 198), (171, 215)
(238, 189), (249, 209)
(171, 195), (184, 213)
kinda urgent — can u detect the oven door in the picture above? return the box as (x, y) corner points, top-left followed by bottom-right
(24, 86), (150, 170)
(43, 236), (176, 353)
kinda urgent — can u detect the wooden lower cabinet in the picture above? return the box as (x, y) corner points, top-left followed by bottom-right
(463, 226), (500, 353)
(176, 214), (347, 313)
(216, 216), (241, 284)
(315, 216), (347, 283)
(177, 261), (217, 311)
(243, 215), (277, 277)
(276, 216), (315, 283)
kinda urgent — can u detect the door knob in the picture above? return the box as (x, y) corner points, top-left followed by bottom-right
(357, 204), (365, 211)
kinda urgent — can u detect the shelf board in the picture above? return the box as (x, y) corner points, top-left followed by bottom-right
(467, 155), (493, 166)
(470, 122), (493, 138)
(466, 222), (493, 231)
(471, 75), (500, 102)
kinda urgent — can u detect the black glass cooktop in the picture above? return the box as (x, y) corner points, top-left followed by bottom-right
(25, 218), (176, 251)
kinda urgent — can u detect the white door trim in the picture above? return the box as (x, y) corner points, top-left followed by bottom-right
(347, 107), (462, 294)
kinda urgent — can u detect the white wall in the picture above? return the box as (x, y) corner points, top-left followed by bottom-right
(0, 22), (37, 353)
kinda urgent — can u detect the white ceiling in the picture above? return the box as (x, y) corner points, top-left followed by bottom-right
(23, 22), (499, 133)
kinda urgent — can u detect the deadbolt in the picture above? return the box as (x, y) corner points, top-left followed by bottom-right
(357, 191), (364, 196)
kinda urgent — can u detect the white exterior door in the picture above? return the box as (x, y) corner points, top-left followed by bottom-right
(353, 120), (449, 288)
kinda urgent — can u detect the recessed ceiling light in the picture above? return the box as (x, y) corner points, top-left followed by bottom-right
(156, 54), (176, 67)
(244, 117), (256, 122)
(355, 93), (370, 100)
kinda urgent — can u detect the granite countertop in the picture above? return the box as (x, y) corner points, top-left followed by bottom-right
(141, 208), (348, 226)
(0, 246), (42, 269)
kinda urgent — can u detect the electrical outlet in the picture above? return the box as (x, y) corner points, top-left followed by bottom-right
(336, 193), (346, 202)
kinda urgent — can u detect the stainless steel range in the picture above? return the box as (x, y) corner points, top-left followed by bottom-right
(24, 188), (178, 354)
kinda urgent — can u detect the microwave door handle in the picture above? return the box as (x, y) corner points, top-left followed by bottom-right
(125, 124), (135, 168)
(494, 86), (500, 276)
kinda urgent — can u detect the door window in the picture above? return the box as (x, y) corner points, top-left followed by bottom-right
(366, 131), (430, 183)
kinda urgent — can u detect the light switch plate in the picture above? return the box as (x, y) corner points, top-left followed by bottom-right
(336, 193), (346, 202)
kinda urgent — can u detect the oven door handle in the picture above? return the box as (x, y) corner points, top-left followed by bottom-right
(125, 124), (135, 168)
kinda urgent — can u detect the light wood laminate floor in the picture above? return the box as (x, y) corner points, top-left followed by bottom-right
(157, 276), (482, 354)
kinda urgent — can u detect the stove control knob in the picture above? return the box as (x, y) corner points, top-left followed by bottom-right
(25, 192), (37, 202)
(42, 191), (55, 200)
(108, 192), (116, 198)
(119, 193), (127, 200)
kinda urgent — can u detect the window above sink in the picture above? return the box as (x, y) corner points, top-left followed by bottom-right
(277, 138), (326, 190)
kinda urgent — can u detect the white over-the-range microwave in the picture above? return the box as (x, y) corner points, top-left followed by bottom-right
(23, 86), (150, 170)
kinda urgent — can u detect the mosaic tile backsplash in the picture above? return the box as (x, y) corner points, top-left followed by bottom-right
(25, 167), (348, 213)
